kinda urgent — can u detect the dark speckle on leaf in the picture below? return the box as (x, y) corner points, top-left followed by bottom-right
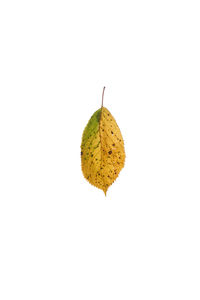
(81, 151), (83, 155)
(108, 150), (112, 155)
(111, 131), (113, 134)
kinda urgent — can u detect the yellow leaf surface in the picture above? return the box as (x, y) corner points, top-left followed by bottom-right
(81, 87), (125, 195)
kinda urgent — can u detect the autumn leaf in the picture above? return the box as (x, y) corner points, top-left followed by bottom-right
(81, 87), (125, 195)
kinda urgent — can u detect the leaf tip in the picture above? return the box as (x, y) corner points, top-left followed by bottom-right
(103, 187), (108, 196)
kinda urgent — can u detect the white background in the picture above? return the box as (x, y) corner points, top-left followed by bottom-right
(0, 0), (200, 299)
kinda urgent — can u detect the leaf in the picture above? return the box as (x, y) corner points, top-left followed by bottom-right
(81, 87), (125, 195)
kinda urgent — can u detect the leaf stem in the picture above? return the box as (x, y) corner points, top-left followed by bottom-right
(101, 86), (106, 108)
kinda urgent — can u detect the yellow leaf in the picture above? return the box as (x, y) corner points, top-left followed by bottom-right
(81, 87), (125, 195)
